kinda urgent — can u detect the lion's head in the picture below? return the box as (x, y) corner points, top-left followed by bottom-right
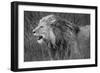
(32, 15), (56, 45)
(32, 14), (81, 60)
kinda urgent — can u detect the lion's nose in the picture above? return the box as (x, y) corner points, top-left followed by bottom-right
(33, 31), (36, 34)
(33, 31), (37, 36)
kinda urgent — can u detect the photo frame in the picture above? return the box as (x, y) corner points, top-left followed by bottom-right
(11, 1), (98, 72)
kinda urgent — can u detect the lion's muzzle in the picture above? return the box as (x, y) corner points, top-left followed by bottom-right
(32, 28), (45, 44)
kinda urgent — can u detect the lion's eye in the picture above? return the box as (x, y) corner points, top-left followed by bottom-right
(40, 26), (43, 28)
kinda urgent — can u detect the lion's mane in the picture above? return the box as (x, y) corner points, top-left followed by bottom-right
(46, 15), (84, 60)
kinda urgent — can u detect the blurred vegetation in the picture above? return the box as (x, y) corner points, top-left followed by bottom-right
(24, 11), (90, 62)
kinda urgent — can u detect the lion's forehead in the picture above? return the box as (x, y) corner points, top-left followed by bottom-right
(34, 25), (49, 33)
(39, 15), (56, 25)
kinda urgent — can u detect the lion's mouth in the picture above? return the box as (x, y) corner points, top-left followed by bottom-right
(33, 33), (45, 43)
(37, 36), (43, 40)
(34, 35), (44, 44)
(37, 35), (44, 44)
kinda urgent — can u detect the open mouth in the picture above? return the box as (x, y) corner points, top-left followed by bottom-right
(37, 36), (43, 40)
(36, 35), (44, 44)
(33, 34), (44, 43)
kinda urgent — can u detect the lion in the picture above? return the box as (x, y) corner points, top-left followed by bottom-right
(32, 14), (90, 60)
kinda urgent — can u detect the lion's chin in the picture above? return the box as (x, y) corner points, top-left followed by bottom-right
(37, 39), (44, 44)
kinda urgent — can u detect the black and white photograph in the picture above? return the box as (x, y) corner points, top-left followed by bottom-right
(11, 2), (97, 71)
(24, 11), (90, 61)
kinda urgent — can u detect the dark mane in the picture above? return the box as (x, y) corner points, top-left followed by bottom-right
(54, 16), (80, 34)
(48, 15), (82, 60)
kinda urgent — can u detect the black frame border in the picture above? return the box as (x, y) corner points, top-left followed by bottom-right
(11, 1), (98, 72)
